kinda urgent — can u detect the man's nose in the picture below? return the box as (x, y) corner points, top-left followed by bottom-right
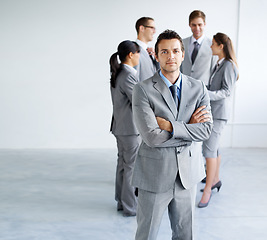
(168, 52), (174, 58)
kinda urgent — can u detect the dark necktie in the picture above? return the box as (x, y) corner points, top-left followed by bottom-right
(147, 48), (154, 62)
(169, 85), (179, 108)
(191, 41), (199, 65)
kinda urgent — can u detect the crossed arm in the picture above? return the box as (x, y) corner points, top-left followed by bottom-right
(156, 105), (211, 133)
(132, 83), (213, 148)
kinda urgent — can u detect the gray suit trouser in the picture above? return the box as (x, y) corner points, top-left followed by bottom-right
(135, 175), (197, 240)
(115, 135), (140, 215)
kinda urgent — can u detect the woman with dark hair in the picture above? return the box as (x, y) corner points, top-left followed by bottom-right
(109, 40), (140, 216)
(198, 33), (239, 208)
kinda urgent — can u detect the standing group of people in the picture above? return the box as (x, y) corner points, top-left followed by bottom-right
(109, 10), (239, 240)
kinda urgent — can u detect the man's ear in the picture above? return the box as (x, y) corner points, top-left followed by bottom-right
(181, 51), (185, 62)
(139, 25), (145, 33)
(155, 54), (159, 62)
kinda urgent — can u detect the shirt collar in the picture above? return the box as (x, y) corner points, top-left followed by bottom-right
(136, 39), (147, 51)
(217, 57), (225, 66)
(159, 70), (182, 89)
(123, 64), (137, 75)
(191, 35), (205, 45)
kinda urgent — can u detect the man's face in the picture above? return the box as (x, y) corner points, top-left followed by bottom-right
(143, 20), (156, 42)
(155, 39), (184, 74)
(189, 17), (205, 39)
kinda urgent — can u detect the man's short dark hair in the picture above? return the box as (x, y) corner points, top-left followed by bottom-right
(135, 17), (154, 34)
(155, 30), (184, 56)
(189, 10), (206, 24)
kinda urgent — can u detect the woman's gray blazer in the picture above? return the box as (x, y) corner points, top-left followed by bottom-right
(110, 65), (139, 136)
(208, 59), (238, 120)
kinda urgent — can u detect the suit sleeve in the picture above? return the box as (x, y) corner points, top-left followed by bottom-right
(209, 63), (236, 101)
(122, 74), (138, 104)
(133, 83), (188, 148)
(170, 81), (213, 143)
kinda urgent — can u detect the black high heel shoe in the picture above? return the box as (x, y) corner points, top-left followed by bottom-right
(201, 177), (206, 183)
(200, 180), (222, 192)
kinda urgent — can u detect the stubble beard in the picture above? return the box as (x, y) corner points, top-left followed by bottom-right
(161, 65), (179, 74)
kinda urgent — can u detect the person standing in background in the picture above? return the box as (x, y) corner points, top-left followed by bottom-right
(198, 33), (239, 208)
(135, 17), (159, 82)
(109, 40), (141, 216)
(181, 10), (217, 184)
(181, 10), (217, 86)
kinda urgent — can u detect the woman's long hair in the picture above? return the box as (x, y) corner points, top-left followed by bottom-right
(213, 32), (239, 79)
(109, 40), (140, 88)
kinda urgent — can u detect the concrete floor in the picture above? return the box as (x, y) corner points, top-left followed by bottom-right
(0, 148), (267, 240)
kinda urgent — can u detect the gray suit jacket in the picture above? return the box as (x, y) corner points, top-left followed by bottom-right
(131, 72), (213, 193)
(110, 65), (139, 136)
(135, 45), (158, 82)
(208, 59), (238, 120)
(181, 36), (217, 85)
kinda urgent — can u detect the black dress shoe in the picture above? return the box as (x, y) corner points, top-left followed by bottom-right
(200, 180), (222, 192)
(117, 203), (123, 211)
(201, 177), (206, 183)
(123, 212), (136, 217)
(134, 188), (138, 197)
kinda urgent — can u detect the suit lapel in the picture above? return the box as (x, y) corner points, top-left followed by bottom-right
(209, 60), (226, 88)
(216, 59), (225, 72)
(141, 48), (154, 69)
(185, 37), (193, 64)
(152, 72), (178, 118)
(194, 37), (209, 63)
(178, 74), (191, 120)
(183, 37), (190, 54)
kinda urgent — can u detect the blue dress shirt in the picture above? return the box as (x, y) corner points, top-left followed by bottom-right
(159, 70), (182, 101)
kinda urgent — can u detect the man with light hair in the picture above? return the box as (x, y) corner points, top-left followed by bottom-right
(181, 10), (217, 86)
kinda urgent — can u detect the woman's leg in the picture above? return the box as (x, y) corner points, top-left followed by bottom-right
(200, 157), (216, 203)
(214, 154), (221, 184)
(199, 120), (226, 206)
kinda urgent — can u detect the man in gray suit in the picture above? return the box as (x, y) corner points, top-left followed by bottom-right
(132, 30), (213, 240)
(135, 17), (159, 82)
(181, 10), (217, 184)
(181, 10), (217, 86)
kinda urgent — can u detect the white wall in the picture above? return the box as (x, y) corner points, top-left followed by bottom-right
(221, 0), (267, 147)
(0, 0), (266, 149)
